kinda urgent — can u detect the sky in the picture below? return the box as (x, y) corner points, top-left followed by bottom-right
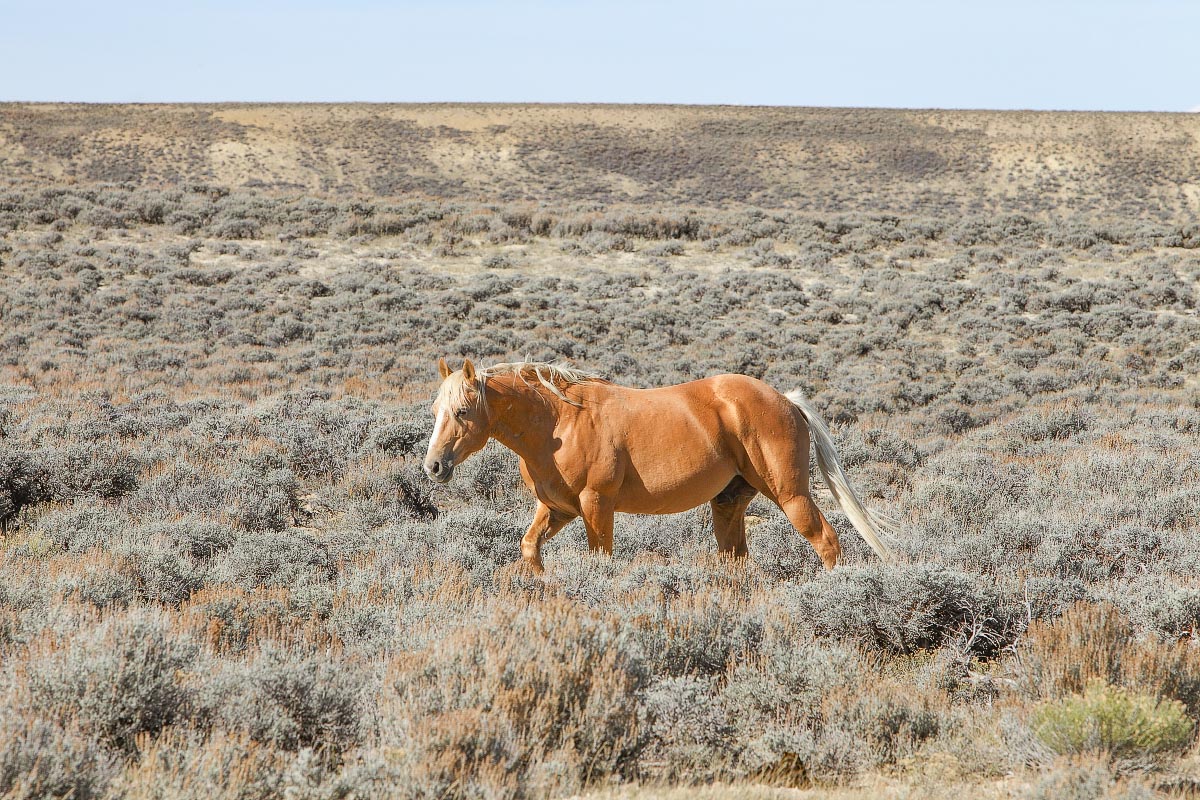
(1, 0), (1197, 111)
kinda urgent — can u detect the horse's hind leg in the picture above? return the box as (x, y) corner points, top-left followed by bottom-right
(737, 419), (841, 570)
(710, 476), (758, 557)
(779, 494), (842, 570)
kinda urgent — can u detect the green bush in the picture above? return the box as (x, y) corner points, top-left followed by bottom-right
(1033, 680), (1194, 759)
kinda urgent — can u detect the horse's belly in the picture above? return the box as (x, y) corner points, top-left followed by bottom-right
(615, 462), (737, 515)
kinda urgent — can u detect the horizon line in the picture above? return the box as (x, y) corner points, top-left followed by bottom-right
(2, 99), (1198, 115)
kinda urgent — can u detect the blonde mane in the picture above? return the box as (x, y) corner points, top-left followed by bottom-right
(435, 360), (604, 414)
(483, 361), (603, 405)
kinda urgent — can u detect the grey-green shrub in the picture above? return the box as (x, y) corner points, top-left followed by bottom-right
(781, 564), (1019, 657)
(25, 611), (198, 753)
(0, 717), (117, 800)
(203, 647), (367, 759)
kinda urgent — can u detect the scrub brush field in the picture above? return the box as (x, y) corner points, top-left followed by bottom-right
(1, 105), (1199, 798)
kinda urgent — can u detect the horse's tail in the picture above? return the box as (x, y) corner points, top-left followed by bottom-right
(785, 389), (897, 564)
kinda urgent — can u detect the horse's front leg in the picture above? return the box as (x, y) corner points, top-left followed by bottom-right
(521, 501), (575, 573)
(579, 489), (616, 554)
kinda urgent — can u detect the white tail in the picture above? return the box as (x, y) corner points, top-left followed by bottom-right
(785, 389), (897, 564)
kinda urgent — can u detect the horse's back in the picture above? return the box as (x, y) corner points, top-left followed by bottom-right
(588, 371), (782, 404)
(581, 373), (798, 436)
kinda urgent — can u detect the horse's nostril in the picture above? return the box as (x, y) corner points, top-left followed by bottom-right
(431, 461), (442, 475)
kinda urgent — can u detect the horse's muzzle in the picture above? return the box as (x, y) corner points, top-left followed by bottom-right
(425, 458), (454, 484)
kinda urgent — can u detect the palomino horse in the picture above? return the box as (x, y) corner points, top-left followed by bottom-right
(423, 359), (895, 572)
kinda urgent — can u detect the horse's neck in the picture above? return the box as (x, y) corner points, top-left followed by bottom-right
(486, 378), (567, 459)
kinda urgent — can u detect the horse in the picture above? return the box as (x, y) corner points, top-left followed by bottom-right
(423, 358), (895, 573)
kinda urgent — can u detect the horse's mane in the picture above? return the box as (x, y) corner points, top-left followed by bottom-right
(480, 361), (606, 407)
(437, 360), (605, 413)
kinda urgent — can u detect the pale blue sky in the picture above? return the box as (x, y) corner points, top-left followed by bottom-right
(1, 1), (1197, 110)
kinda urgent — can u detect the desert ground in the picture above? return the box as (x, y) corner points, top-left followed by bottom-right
(1, 104), (1199, 799)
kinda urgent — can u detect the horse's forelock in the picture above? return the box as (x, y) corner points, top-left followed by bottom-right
(434, 371), (484, 416)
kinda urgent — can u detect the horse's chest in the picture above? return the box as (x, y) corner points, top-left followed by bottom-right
(525, 462), (586, 514)
(530, 473), (579, 512)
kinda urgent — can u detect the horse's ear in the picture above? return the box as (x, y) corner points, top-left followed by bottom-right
(438, 357), (452, 379)
(461, 358), (477, 382)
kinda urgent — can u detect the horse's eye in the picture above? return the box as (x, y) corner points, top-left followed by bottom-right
(455, 407), (469, 418)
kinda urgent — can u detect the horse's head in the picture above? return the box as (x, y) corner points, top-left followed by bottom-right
(424, 357), (490, 483)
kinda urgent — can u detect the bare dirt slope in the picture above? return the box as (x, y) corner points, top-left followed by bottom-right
(2, 103), (1199, 219)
